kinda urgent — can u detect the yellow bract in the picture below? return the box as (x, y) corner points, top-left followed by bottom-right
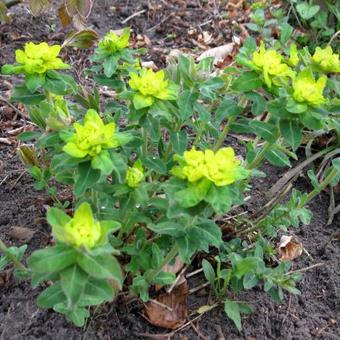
(62, 203), (101, 248)
(126, 160), (144, 188)
(312, 46), (340, 73)
(15, 42), (69, 74)
(252, 42), (295, 88)
(172, 147), (245, 187)
(128, 68), (178, 109)
(63, 109), (119, 158)
(98, 28), (130, 53)
(293, 68), (327, 106)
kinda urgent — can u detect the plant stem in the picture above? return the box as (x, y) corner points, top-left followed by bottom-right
(0, 239), (28, 272)
(141, 127), (148, 159)
(299, 167), (338, 208)
(237, 167), (338, 237)
(213, 116), (236, 152)
(246, 141), (272, 170)
(145, 244), (179, 283)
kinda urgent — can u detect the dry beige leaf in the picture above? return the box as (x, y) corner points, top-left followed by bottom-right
(144, 281), (188, 329)
(197, 43), (234, 63)
(141, 61), (158, 71)
(278, 235), (303, 261)
(7, 226), (35, 242)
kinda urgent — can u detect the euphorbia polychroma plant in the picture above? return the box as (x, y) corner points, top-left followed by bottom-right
(1, 29), (340, 329)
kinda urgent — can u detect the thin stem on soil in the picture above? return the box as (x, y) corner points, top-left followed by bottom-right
(245, 141), (272, 170)
(236, 167), (338, 237)
(213, 116), (236, 152)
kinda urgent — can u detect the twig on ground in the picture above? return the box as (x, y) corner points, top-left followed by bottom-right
(189, 282), (210, 295)
(121, 9), (146, 24)
(186, 267), (203, 278)
(287, 262), (324, 275)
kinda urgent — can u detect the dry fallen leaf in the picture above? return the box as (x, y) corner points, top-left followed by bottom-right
(197, 43), (234, 63)
(278, 235), (303, 261)
(7, 226), (35, 242)
(141, 61), (158, 71)
(144, 280), (188, 329)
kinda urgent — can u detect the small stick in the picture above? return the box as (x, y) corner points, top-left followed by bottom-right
(287, 262), (324, 275)
(147, 13), (174, 32)
(121, 9), (146, 24)
(148, 299), (174, 312)
(0, 95), (26, 120)
(167, 264), (189, 294)
(186, 267), (203, 278)
(189, 282), (210, 294)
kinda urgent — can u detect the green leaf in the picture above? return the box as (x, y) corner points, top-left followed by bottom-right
(12, 85), (46, 105)
(246, 92), (266, 116)
(265, 146), (291, 167)
(286, 98), (308, 114)
(28, 244), (77, 273)
(202, 259), (215, 286)
(189, 219), (222, 251)
(170, 131), (187, 154)
(224, 300), (242, 331)
(215, 98), (243, 122)
(178, 90), (199, 119)
(53, 303), (90, 327)
(148, 221), (185, 237)
(280, 23), (293, 45)
(79, 277), (115, 306)
(50, 153), (81, 172)
(143, 157), (167, 175)
(153, 272), (176, 285)
(174, 179), (211, 208)
(26, 73), (45, 92)
(37, 282), (67, 308)
(91, 150), (114, 175)
(205, 185), (233, 215)
(279, 119), (302, 151)
(243, 273), (259, 289)
(45, 71), (77, 95)
(77, 253), (123, 287)
(249, 120), (278, 143)
(103, 55), (119, 78)
(231, 71), (262, 92)
(232, 257), (264, 279)
(296, 3), (320, 20)
(31, 272), (59, 289)
(74, 161), (101, 196)
(60, 265), (89, 306)
(176, 236), (196, 263)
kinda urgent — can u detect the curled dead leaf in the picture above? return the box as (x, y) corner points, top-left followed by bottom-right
(144, 280), (188, 329)
(278, 235), (303, 261)
(197, 43), (234, 63)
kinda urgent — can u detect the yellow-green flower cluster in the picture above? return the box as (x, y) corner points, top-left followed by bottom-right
(3, 42), (69, 75)
(312, 46), (340, 73)
(98, 28), (130, 53)
(126, 160), (144, 188)
(48, 203), (120, 249)
(128, 69), (179, 109)
(293, 68), (327, 106)
(172, 147), (248, 187)
(64, 203), (101, 248)
(63, 109), (119, 158)
(252, 42), (295, 88)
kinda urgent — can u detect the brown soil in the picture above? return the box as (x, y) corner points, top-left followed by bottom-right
(1, 1), (339, 339)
